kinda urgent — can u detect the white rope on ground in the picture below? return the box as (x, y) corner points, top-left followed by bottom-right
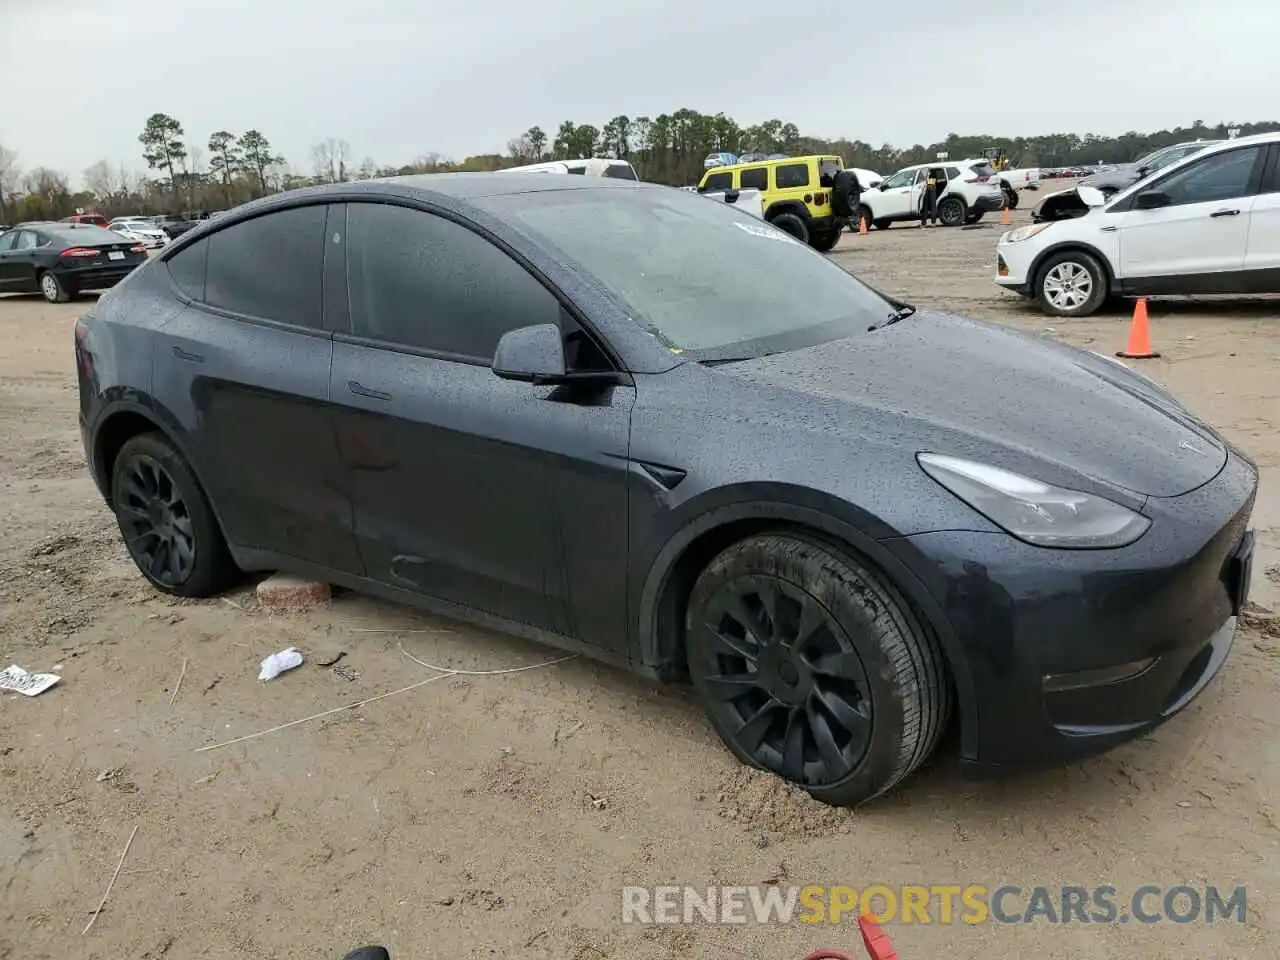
(82, 823), (139, 935)
(398, 642), (577, 676)
(192, 651), (574, 753)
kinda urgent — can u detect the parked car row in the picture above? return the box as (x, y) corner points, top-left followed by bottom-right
(0, 221), (149, 301)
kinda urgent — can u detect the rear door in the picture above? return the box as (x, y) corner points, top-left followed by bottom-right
(1112, 144), (1266, 287)
(1242, 143), (1280, 286)
(0, 229), (30, 290)
(153, 203), (363, 573)
(328, 199), (633, 639)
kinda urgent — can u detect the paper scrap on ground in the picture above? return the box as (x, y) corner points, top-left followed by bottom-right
(1, 664), (61, 697)
(258, 647), (304, 681)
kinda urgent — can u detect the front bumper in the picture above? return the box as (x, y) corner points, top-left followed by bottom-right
(884, 449), (1258, 770)
(994, 240), (1035, 294)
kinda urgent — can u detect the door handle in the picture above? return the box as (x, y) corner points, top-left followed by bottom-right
(348, 380), (392, 402)
(172, 346), (204, 363)
(1210, 209), (1240, 217)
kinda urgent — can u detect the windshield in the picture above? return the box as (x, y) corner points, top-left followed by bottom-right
(480, 186), (892, 361)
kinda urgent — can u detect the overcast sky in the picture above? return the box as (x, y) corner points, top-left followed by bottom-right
(2, 0), (1277, 185)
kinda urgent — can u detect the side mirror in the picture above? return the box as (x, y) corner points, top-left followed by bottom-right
(1136, 165), (1151, 177)
(879, 183), (889, 190)
(492, 324), (567, 384)
(1134, 190), (1170, 210)
(723, 189), (740, 204)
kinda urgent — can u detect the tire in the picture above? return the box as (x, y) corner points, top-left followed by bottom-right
(811, 231), (840, 253)
(937, 196), (966, 226)
(873, 218), (891, 231)
(110, 431), (237, 597)
(1002, 184), (1019, 209)
(1035, 249), (1107, 318)
(965, 211), (985, 224)
(39, 270), (72, 304)
(684, 532), (951, 806)
(854, 205), (873, 231)
(769, 212), (809, 244)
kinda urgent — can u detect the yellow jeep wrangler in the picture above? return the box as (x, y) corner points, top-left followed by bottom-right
(696, 155), (853, 251)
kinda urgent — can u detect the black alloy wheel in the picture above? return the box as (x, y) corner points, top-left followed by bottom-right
(685, 533), (951, 805)
(110, 431), (237, 597)
(116, 453), (197, 587)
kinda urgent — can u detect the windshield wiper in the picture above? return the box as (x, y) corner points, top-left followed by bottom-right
(868, 304), (916, 331)
(699, 355), (761, 366)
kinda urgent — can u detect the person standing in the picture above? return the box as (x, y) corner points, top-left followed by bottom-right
(918, 166), (943, 227)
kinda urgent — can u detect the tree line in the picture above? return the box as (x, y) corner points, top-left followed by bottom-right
(2, 111), (1277, 224)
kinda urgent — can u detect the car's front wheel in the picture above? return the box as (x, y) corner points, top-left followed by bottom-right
(684, 532), (951, 806)
(110, 431), (237, 597)
(1035, 250), (1107, 317)
(39, 271), (72, 303)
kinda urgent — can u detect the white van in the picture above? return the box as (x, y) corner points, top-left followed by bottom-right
(497, 158), (639, 180)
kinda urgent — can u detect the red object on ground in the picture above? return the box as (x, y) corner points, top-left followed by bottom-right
(858, 914), (899, 960)
(803, 951), (858, 960)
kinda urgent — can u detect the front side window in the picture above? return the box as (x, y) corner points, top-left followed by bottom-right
(740, 167), (768, 190)
(203, 205), (327, 327)
(480, 187), (894, 362)
(1154, 147), (1262, 206)
(701, 172), (732, 192)
(775, 163), (810, 189)
(881, 169), (916, 189)
(345, 202), (563, 359)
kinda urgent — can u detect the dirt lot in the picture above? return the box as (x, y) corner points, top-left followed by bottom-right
(2, 198), (1278, 960)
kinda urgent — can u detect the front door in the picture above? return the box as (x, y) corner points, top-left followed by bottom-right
(329, 200), (633, 638)
(151, 202), (363, 573)
(1114, 143), (1266, 286)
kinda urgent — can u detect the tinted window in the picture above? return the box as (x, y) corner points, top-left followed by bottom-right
(567, 166), (586, 175)
(701, 172), (732, 192)
(775, 163), (809, 188)
(1156, 147), (1262, 206)
(204, 205), (326, 327)
(740, 167), (768, 190)
(945, 167), (962, 180)
(166, 239), (208, 300)
(14, 231), (37, 251)
(603, 163), (637, 180)
(346, 202), (563, 359)
(818, 160), (841, 186)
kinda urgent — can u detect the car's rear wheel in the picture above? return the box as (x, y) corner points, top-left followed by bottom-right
(811, 230), (840, 252)
(872, 218), (891, 231)
(684, 532), (951, 806)
(855, 205), (874, 231)
(110, 432), (237, 597)
(965, 211), (985, 224)
(39, 271), (71, 304)
(769, 212), (809, 244)
(937, 196), (966, 226)
(1036, 250), (1107, 317)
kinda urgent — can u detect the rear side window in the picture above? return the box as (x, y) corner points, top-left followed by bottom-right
(740, 167), (768, 190)
(346, 202), (563, 359)
(166, 240), (208, 300)
(969, 163), (996, 178)
(203, 205), (327, 328)
(603, 163), (637, 180)
(775, 163), (810, 189)
(701, 172), (732, 192)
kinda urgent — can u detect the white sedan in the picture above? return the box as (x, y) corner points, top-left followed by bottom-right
(108, 219), (169, 248)
(995, 133), (1280, 317)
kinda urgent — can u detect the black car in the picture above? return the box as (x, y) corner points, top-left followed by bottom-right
(152, 214), (200, 239)
(74, 176), (1257, 805)
(0, 222), (149, 302)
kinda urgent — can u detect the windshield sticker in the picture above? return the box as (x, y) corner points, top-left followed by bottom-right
(733, 221), (798, 244)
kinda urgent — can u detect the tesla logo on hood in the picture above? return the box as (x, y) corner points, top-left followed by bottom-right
(1180, 439), (1208, 456)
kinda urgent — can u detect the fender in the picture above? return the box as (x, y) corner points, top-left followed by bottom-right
(764, 200), (809, 222)
(1028, 240), (1117, 292)
(634, 497), (979, 758)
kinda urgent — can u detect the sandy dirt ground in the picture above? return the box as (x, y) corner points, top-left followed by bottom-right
(1, 195), (1278, 960)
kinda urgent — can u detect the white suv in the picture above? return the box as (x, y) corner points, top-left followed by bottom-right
(994, 132), (1280, 317)
(857, 158), (1005, 229)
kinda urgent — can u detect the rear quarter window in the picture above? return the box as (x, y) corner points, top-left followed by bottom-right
(166, 240), (208, 301)
(740, 167), (768, 190)
(775, 163), (810, 189)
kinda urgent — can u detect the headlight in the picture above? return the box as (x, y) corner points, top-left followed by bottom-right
(1003, 223), (1052, 243)
(917, 453), (1150, 549)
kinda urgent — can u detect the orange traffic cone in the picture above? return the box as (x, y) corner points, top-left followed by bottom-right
(1117, 298), (1160, 359)
(1001, 205), (1011, 226)
(858, 216), (869, 235)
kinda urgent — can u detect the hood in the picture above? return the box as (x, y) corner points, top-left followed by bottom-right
(717, 311), (1225, 499)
